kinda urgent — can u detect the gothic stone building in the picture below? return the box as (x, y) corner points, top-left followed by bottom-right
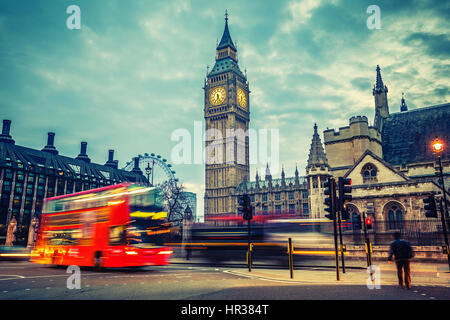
(310, 65), (449, 229)
(235, 166), (309, 217)
(0, 119), (147, 245)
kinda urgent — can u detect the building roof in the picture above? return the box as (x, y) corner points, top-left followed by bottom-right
(0, 140), (147, 184)
(382, 102), (450, 165)
(216, 12), (236, 51)
(208, 12), (245, 79)
(208, 57), (245, 78)
(343, 149), (410, 182)
(236, 176), (308, 193)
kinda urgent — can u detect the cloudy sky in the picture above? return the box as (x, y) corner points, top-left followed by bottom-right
(1, 0), (449, 220)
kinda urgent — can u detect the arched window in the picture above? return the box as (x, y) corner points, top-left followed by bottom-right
(385, 202), (405, 230)
(361, 163), (378, 182)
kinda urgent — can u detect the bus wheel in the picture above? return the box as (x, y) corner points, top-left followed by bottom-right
(94, 251), (103, 271)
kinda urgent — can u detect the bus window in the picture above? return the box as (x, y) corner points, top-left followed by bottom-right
(127, 218), (169, 247)
(46, 229), (82, 246)
(109, 225), (127, 245)
(54, 201), (63, 212)
(129, 187), (164, 212)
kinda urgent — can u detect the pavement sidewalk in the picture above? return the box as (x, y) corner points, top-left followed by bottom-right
(172, 257), (450, 287)
(225, 263), (450, 287)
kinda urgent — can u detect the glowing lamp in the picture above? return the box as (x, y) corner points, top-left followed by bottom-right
(432, 139), (444, 154)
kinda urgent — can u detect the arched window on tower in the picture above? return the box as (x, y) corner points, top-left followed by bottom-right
(361, 163), (378, 183)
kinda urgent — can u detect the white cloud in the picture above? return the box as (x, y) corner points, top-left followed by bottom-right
(281, 0), (324, 33)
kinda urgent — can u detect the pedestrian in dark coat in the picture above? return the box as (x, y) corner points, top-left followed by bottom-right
(388, 232), (414, 289)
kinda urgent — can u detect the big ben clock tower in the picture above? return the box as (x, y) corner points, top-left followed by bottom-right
(204, 11), (250, 219)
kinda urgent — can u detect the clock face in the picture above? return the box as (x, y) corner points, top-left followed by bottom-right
(237, 88), (247, 108)
(209, 86), (226, 106)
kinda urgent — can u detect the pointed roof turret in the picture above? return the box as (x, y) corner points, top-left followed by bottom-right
(208, 10), (244, 78)
(373, 64), (388, 95)
(375, 65), (384, 89)
(265, 163), (271, 180)
(294, 164), (300, 186)
(217, 10), (236, 51)
(307, 123), (328, 169)
(255, 170), (260, 189)
(400, 93), (408, 112)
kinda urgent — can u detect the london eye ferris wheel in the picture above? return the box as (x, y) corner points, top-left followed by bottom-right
(123, 153), (178, 187)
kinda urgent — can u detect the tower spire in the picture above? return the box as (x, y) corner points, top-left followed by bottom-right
(307, 123), (328, 169)
(375, 65), (384, 90)
(373, 65), (389, 132)
(217, 10), (236, 51)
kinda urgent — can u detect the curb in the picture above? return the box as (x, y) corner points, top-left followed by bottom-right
(221, 267), (450, 287)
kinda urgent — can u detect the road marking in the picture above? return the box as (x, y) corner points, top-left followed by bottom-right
(0, 275), (26, 281)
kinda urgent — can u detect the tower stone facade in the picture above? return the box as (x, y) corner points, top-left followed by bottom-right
(323, 116), (382, 178)
(204, 14), (250, 219)
(306, 124), (331, 219)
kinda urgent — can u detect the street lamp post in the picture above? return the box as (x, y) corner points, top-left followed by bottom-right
(432, 139), (450, 269)
(145, 162), (152, 187)
(432, 139), (449, 223)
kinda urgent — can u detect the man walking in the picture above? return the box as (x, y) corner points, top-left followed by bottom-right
(388, 232), (414, 289)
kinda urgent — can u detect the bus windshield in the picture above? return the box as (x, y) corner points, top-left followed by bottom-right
(127, 217), (171, 247)
(127, 187), (170, 247)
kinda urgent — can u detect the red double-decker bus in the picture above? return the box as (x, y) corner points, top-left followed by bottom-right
(31, 183), (173, 268)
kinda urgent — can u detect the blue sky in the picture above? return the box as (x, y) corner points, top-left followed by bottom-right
(1, 0), (449, 219)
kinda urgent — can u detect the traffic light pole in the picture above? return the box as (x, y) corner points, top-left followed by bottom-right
(337, 177), (352, 274)
(247, 217), (252, 272)
(438, 198), (450, 269)
(330, 179), (340, 281)
(337, 197), (345, 273)
(362, 211), (373, 277)
(437, 155), (449, 222)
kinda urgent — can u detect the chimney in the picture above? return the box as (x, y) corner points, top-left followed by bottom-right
(131, 156), (143, 174)
(0, 120), (15, 144)
(105, 149), (118, 169)
(76, 141), (91, 163)
(42, 132), (58, 155)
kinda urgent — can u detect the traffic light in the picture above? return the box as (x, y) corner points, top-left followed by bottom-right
(239, 194), (253, 221)
(423, 194), (438, 218)
(238, 194), (246, 216)
(324, 178), (336, 220)
(338, 178), (352, 213)
(243, 198), (253, 221)
(365, 217), (373, 230)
